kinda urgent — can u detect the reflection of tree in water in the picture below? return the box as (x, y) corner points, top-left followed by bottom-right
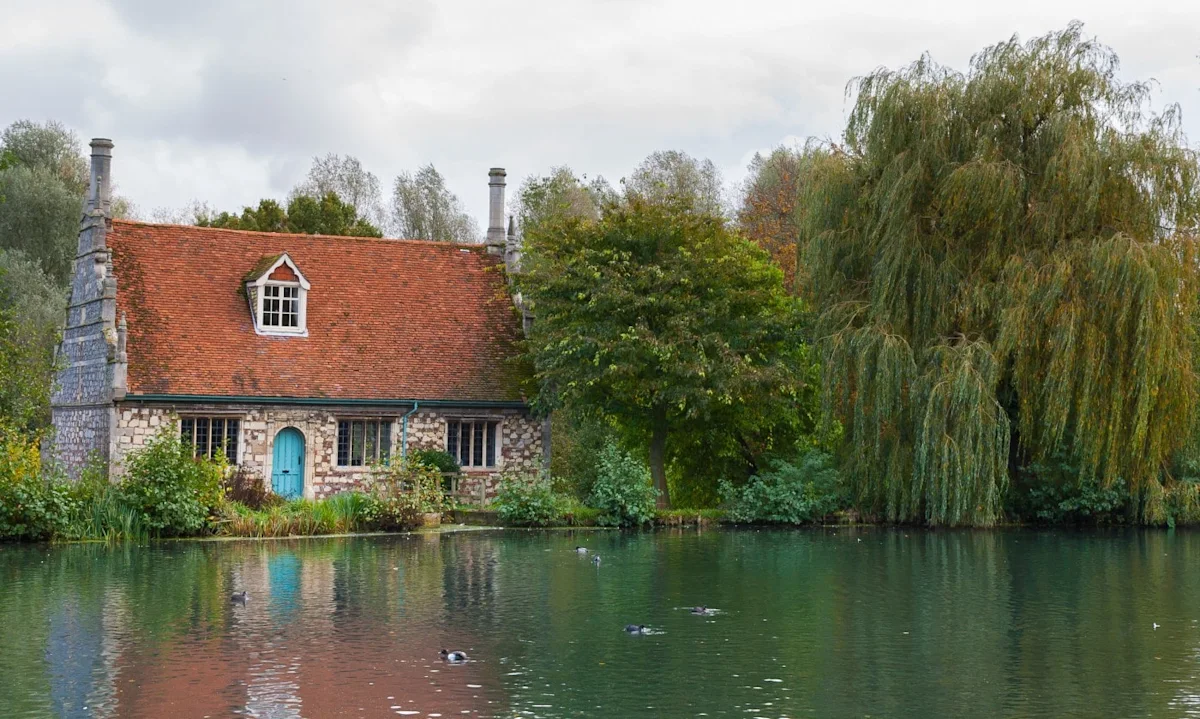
(442, 534), (500, 614)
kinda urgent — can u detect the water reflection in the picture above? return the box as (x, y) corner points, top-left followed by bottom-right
(3, 530), (1200, 717)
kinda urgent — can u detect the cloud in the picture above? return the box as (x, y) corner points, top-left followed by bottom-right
(1, 0), (1197, 229)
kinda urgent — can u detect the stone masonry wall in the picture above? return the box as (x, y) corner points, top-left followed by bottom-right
(48, 139), (127, 479)
(112, 403), (545, 501)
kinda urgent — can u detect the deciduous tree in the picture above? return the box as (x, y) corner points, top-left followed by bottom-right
(518, 197), (808, 508)
(391, 164), (478, 242)
(292, 153), (385, 229)
(797, 24), (1200, 525)
(625, 150), (727, 217)
(739, 147), (807, 292)
(197, 192), (381, 237)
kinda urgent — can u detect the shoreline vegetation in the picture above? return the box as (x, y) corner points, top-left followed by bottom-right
(5, 25), (1200, 535)
(5, 426), (1200, 545)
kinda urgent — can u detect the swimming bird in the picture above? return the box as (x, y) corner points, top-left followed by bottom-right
(230, 591), (248, 603)
(575, 546), (589, 554)
(592, 555), (602, 566)
(440, 649), (469, 662)
(690, 606), (709, 615)
(624, 624), (648, 634)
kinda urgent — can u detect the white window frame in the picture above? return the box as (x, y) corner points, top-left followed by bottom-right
(336, 418), (394, 468)
(446, 419), (500, 469)
(179, 415), (243, 464)
(246, 253), (310, 337)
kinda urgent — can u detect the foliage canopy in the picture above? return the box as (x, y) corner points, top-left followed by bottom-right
(197, 191), (382, 237)
(518, 193), (810, 507)
(797, 24), (1200, 525)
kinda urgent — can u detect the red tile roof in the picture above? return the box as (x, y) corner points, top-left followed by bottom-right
(109, 221), (527, 402)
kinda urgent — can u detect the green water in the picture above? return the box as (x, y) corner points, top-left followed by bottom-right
(2, 528), (1199, 718)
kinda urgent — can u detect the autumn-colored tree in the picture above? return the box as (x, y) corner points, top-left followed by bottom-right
(739, 147), (806, 292)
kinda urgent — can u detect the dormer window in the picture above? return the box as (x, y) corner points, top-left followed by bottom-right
(244, 253), (310, 337)
(262, 284), (300, 328)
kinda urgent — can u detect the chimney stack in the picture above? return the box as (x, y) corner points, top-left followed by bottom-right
(486, 167), (506, 255)
(88, 138), (114, 216)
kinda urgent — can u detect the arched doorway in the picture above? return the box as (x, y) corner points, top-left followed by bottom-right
(271, 427), (305, 499)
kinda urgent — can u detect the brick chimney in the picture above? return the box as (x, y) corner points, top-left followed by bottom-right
(485, 167), (506, 255)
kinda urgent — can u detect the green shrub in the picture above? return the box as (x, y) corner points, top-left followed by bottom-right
(0, 425), (74, 540)
(1023, 478), (1128, 524)
(363, 460), (445, 531)
(720, 451), (845, 524)
(408, 448), (461, 493)
(408, 448), (460, 473)
(493, 471), (568, 527)
(589, 441), (658, 527)
(120, 429), (226, 536)
(1011, 452), (1129, 524)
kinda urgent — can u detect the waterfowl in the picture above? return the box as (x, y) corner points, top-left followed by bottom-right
(592, 555), (602, 566)
(624, 624), (647, 634)
(575, 546), (589, 554)
(690, 606), (708, 615)
(230, 591), (248, 603)
(440, 649), (469, 662)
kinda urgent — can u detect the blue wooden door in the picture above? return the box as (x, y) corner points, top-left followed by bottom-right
(272, 428), (305, 499)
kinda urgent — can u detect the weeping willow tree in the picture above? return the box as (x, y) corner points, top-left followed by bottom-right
(798, 24), (1200, 525)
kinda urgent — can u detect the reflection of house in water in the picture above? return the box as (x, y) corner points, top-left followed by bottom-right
(47, 596), (106, 718)
(442, 534), (501, 613)
(83, 539), (505, 717)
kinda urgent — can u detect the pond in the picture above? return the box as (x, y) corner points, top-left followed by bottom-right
(2, 528), (1199, 718)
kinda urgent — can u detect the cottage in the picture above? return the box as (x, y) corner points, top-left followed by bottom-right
(48, 139), (546, 500)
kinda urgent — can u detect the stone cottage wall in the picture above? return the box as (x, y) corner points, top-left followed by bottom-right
(111, 403), (545, 501)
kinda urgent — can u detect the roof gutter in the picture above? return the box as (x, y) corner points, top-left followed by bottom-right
(122, 393), (528, 409)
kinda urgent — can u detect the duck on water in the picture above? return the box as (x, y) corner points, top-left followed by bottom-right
(440, 649), (469, 663)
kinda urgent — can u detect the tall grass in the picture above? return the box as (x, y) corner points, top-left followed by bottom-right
(216, 492), (374, 538)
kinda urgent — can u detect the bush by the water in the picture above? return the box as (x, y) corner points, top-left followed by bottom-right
(0, 424), (74, 540)
(720, 451), (844, 524)
(360, 460), (446, 531)
(121, 429), (226, 536)
(588, 441), (658, 527)
(493, 471), (568, 526)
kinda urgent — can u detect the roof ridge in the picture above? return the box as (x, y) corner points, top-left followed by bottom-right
(111, 219), (489, 251)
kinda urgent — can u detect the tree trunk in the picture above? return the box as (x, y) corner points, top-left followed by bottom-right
(649, 409), (670, 509)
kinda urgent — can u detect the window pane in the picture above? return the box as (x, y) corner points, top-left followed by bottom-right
(447, 422), (458, 460)
(458, 422), (470, 467)
(180, 418), (194, 449)
(351, 421), (364, 466)
(227, 420), (239, 463)
(365, 420), (378, 462)
(472, 422), (484, 468)
(211, 419), (225, 459)
(195, 418), (209, 458)
(379, 422), (392, 462)
(336, 421), (349, 466)
(486, 422), (496, 467)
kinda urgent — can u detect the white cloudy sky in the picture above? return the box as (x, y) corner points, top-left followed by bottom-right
(1, 0), (1197, 232)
